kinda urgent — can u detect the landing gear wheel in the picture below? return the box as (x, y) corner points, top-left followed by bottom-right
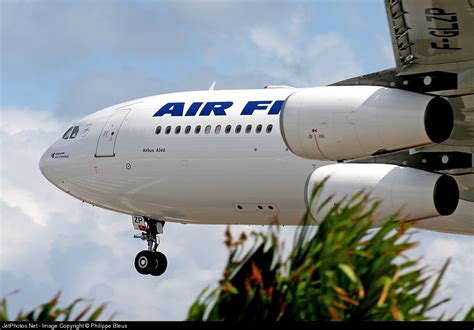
(132, 217), (168, 276)
(134, 250), (156, 275)
(150, 252), (168, 277)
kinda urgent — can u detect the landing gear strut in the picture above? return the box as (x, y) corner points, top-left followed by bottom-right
(132, 216), (167, 276)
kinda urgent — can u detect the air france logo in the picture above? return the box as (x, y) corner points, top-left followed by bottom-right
(153, 100), (285, 117)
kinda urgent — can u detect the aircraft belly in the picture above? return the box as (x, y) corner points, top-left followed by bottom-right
(114, 157), (315, 225)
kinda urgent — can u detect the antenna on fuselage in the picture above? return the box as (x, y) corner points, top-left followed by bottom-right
(208, 81), (216, 91)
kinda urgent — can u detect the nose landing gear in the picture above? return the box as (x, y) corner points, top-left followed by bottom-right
(134, 250), (167, 276)
(132, 216), (167, 276)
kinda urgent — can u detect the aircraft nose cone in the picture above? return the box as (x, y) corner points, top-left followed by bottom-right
(39, 147), (54, 183)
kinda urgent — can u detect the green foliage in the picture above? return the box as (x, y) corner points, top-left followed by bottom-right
(0, 291), (110, 321)
(464, 307), (474, 321)
(187, 182), (464, 321)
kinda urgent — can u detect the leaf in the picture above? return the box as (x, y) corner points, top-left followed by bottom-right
(419, 259), (450, 315)
(0, 298), (8, 321)
(327, 307), (342, 321)
(73, 304), (92, 322)
(338, 263), (359, 284)
(463, 307), (474, 321)
(221, 282), (238, 295)
(391, 299), (402, 321)
(88, 304), (106, 321)
(37, 291), (61, 321)
(63, 298), (85, 321)
(377, 276), (392, 307)
(250, 262), (263, 286)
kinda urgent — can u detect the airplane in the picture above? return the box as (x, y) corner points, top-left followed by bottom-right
(39, 0), (473, 277)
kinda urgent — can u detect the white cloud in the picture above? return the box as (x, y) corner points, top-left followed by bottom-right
(409, 232), (474, 317)
(2, 187), (49, 226)
(0, 108), (60, 135)
(0, 109), (63, 225)
(54, 69), (173, 119)
(0, 0), (301, 73)
(250, 28), (300, 65)
(375, 33), (397, 68)
(0, 1), (181, 72)
(248, 27), (362, 87)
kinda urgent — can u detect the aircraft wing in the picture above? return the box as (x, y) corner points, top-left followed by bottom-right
(333, 0), (474, 96)
(387, 0), (473, 70)
(385, 0), (474, 95)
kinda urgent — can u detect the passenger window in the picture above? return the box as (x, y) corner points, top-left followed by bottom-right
(165, 126), (171, 134)
(266, 124), (273, 133)
(215, 125), (221, 134)
(256, 124), (262, 133)
(235, 125), (242, 134)
(155, 126), (162, 135)
(69, 126), (80, 139)
(195, 125), (201, 134)
(175, 126), (181, 134)
(245, 125), (252, 133)
(62, 127), (73, 139)
(205, 125), (211, 134)
(225, 125), (232, 134)
(185, 125), (191, 134)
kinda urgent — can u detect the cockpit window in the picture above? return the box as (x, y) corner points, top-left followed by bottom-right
(69, 126), (80, 139)
(62, 127), (74, 139)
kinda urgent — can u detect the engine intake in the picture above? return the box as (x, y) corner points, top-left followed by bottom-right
(280, 86), (453, 161)
(306, 163), (459, 224)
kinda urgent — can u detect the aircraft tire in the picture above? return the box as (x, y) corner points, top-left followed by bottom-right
(150, 252), (167, 276)
(134, 250), (155, 275)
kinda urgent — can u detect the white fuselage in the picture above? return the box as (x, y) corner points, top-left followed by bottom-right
(39, 88), (473, 234)
(40, 88), (324, 225)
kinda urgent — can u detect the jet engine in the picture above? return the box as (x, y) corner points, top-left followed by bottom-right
(280, 86), (453, 161)
(306, 163), (459, 224)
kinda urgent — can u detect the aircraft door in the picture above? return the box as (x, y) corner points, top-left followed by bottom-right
(95, 109), (130, 157)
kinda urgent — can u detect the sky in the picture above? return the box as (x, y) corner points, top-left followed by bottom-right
(0, 0), (473, 321)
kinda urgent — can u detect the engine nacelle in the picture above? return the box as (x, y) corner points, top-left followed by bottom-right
(306, 164), (459, 224)
(280, 86), (453, 161)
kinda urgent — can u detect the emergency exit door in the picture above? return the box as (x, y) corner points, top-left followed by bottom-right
(95, 109), (130, 157)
